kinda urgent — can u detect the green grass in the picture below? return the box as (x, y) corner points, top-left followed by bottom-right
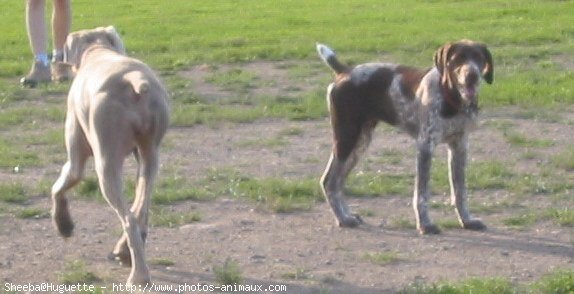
(544, 208), (574, 227)
(401, 269), (574, 294)
(429, 160), (515, 193)
(238, 126), (305, 148)
(533, 270), (574, 294)
(237, 137), (287, 148)
(16, 207), (50, 219)
(503, 131), (554, 148)
(171, 91), (327, 127)
(154, 176), (212, 204)
(436, 219), (462, 230)
(401, 277), (515, 294)
(149, 258), (176, 267)
(521, 150), (541, 160)
(362, 251), (402, 266)
(171, 104), (263, 127)
(205, 68), (259, 93)
(229, 176), (322, 213)
(381, 149), (405, 165)
(76, 178), (102, 200)
(388, 217), (417, 230)
(278, 126), (305, 137)
(59, 167), (321, 213)
(0, 182), (28, 204)
(501, 207), (574, 229)
(502, 211), (539, 229)
(358, 208), (377, 218)
(471, 200), (522, 215)
(510, 168), (574, 196)
(158, 168), (323, 213)
(0, 105), (65, 127)
(281, 268), (311, 281)
(21, 128), (65, 150)
(57, 260), (101, 285)
(2, 1), (573, 106)
(512, 108), (566, 123)
(150, 207), (201, 228)
(0, 137), (41, 169)
(75, 175), (214, 205)
(552, 146), (574, 171)
(213, 258), (243, 286)
(467, 161), (514, 191)
(347, 172), (412, 197)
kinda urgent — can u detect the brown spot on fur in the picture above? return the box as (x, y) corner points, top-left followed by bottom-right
(335, 73), (349, 84)
(396, 66), (430, 99)
(329, 67), (399, 160)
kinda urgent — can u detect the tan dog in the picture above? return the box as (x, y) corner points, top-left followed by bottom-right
(50, 26), (169, 285)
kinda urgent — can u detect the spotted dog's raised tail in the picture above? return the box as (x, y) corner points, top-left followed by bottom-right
(316, 43), (349, 74)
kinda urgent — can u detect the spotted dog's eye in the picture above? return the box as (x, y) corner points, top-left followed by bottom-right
(469, 51), (485, 67)
(448, 53), (464, 67)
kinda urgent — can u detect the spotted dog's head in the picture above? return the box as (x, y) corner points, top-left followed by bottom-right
(434, 40), (493, 116)
(63, 26), (125, 72)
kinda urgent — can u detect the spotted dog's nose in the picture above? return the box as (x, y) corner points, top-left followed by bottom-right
(465, 71), (479, 86)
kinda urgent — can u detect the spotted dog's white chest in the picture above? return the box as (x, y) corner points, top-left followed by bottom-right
(434, 112), (479, 143)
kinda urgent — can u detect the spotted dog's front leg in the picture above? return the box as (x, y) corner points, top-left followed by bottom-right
(413, 139), (441, 234)
(448, 137), (486, 231)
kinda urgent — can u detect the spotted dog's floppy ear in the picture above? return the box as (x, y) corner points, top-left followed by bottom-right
(477, 43), (494, 84)
(433, 42), (454, 87)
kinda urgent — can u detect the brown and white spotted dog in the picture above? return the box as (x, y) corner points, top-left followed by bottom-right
(316, 40), (493, 234)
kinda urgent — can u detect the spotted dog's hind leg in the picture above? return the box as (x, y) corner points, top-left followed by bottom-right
(321, 116), (376, 227)
(321, 152), (363, 227)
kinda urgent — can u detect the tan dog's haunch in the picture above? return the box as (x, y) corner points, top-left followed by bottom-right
(317, 41), (493, 234)
(50, 26), (169, 285)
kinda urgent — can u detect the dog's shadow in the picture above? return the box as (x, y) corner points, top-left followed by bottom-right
(382, 226), (573, 259)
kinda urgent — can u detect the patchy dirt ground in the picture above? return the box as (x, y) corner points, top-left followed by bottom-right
(1, 62), (573, 293)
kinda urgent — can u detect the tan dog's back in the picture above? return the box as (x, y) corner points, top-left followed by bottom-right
(69, 48), (169, 156)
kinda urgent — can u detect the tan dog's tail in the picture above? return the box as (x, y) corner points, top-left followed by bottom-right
(123, 71), (150, 98)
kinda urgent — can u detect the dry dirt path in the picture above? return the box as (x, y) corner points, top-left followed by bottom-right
(1, 111), (573, 293)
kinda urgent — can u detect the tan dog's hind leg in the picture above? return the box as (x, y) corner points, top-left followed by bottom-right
(131, 147), (158, 244)
(111, 147), (159, 267)
(51, 112), (91, 237)
(90, 104), (150, 285)
(93, 149), (150, 285)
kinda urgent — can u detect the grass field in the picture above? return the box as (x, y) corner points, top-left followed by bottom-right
(1, 0), (573, 105)
(0, 1), (573, 293)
